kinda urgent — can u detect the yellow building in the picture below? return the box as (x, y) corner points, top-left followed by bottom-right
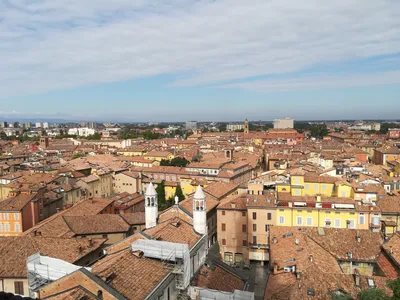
(117, 148), (147, 157)
(276, 173), (353, 198)
(275, 193), (381, 231)
(144, 151), (174, 162)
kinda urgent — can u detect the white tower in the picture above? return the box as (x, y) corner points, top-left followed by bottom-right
(193, 185), (207, 235)
(145, 182), (158, 229)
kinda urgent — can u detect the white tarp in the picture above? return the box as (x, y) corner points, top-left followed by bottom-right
(27, 253), (91, 282)
(131, 239), (191, 289)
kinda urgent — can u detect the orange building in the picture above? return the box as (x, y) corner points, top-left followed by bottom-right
(0, 193), (42, 236)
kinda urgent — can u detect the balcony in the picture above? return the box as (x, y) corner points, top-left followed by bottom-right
(248, 243), (269, 250)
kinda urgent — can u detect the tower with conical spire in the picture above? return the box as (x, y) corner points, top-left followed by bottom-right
(193, 185), (207, 235)
(145, 182), (158, 229)
(244, 118), (249, 134)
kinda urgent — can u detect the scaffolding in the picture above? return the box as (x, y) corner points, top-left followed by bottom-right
(27, 252), (92, 293)
(131, 239), (190, 290)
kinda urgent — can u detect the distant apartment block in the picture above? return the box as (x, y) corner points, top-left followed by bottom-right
(186, 121), (197, 131)
(227, 124), (245, 131)
(388, 128), (400, 139)
(273, 117), (294, 129)
(68, 127), (97, 137)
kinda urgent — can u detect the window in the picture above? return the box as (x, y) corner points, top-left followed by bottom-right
(252, 236), (257, 244)
(224, 252), (233, 262)
(322, 185), (326, 191)
(314, 184), (318, 191)
(306, 217), (312, 226)
(4, 223), (10, 232)
(0, 223), (3, 231)
(253, 224), (257, 232)
(242, 211), (246, 217)
(279, 216), (285, 224)
(305, 184), (309, 189)
(4, 213), (9, 220)
(267, 213), (272, 220)
(252, 212), (257, 220)
(341, 191), (346, 198)
(222, 239), (226, 245)
(102, 234), (108, 239)
(222, 211), (226, 216)
(14, 281), (24, 295)
(242, 224), (247, 232)
(359, 215), (365, 225)
(14, 213), (20, 220)
(243, 240), (248, 246)
(15, 223), (20, 232)
(222, 223), (226, 232)
(335, 219), (341, 228)
(265, 224), (270, 232)
(347, 220), (355, 229)
(296, 216), (303, 226)
(295, 189), (301, 196)
(325, 219), (331, 228)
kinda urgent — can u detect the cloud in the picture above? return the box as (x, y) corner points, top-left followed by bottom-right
(0, 0), (399, 97)
(219, 70), (400, 92)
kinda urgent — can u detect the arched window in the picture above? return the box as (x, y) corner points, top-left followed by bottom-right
(151, 197), (155, 206)
(146, 197), (151, 206)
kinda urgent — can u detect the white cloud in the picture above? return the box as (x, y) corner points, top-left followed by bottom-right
(220, 70), (400, 92)
(0, 0), (399, 97)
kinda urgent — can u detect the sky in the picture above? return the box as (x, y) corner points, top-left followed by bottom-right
(0, 0), (400, 122)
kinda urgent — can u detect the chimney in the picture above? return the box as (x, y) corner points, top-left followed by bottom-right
(354, 270), (360, 287)
(174, 196), (179, 206)
(356, 233), (361, 243)
(390, 246), (393, 255)
(309, 255), (313, 263)
(296, 271), (302, 280)
(272, 235), (278, 244)
(97, 290), (103, 300)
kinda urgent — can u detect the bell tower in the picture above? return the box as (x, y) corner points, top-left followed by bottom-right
(145, 182), (158, 229)
(193, 185), (207, 235)
(244, 118), (249, 134)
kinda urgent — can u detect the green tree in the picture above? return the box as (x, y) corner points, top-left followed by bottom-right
(72, 153), (86, 159)
(388, 277), (400, 299)
(87, 132), (101, 140)
(160, 159), (171, 166)
(174, 185), (185, 202)
(358, 289), (388, 300)
(310, 124), (329, 138)
(170, 157), (190, 167)
(156, 181), (170, 211)
(330, 293), (353, 300)
(142, 130), (161, 140)
(380, 123), (398, 134)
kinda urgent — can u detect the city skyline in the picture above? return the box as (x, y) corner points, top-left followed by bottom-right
(1, 0), (400, 121)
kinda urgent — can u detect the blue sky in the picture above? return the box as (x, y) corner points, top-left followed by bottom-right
(1, 0), (400, 122)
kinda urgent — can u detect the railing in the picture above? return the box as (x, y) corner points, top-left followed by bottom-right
(248, 243), (269, 249)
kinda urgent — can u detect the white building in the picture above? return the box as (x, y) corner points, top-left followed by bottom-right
(42, 122), (49, 129)
(186, 121), (197, 131)
(35, 122), (42, 128)
(273, 117), (294, 129)
(68, 127), (96, 137)
(227, 124), (244, 131)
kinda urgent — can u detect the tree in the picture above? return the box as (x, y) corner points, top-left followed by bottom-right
(174, 185), (185, 202)
(87, 132), (101, 140)
(72, 153), (86, 159)
(309, 124), (329, 138)
(160, 159), (171, 166)
(330, 293), (353, 300)
(358, 289), (388, 300)
(170, 157), (190, 167)
(156, 180), (171, 211)
(387, 277), (400, 299)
